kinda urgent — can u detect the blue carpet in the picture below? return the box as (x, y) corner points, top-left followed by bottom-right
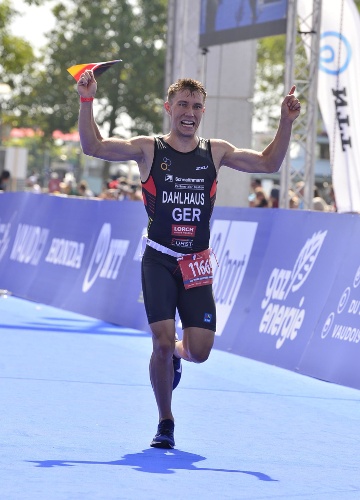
(1, 295), (360, 499)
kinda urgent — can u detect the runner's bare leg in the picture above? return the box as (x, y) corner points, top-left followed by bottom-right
(149, 319), (176, 421)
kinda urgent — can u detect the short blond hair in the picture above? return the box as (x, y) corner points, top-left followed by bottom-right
(167, 78), (207, 102)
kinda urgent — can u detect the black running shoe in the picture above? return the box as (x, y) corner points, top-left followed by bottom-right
(150, 419), (175, 449)
(172, 354), (182, 390)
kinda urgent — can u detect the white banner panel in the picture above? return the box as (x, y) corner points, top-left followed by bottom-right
(298, 0), (360, 213)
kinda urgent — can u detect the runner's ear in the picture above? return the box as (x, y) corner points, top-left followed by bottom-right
(164, 101), (171, 114)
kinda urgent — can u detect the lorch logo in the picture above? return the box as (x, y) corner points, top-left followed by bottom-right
(259, 230), (327, 349)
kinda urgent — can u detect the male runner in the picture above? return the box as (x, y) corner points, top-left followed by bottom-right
(76, 71), (300, 448)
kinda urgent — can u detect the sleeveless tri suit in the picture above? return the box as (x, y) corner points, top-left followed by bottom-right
(141, 136), (218, 331)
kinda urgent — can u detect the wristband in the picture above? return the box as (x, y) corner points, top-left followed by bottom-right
(80, 96), (94, 102)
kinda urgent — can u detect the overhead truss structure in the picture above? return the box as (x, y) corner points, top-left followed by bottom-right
(280, 0), (322, 209)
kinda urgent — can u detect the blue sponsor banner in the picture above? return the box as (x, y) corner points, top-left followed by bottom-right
(298, 215), (360, 389)
(1, 193), (360, 390)
(209, 207), (275, 352)
(230, 209), (355, 370)
(0, 193), (149, 331)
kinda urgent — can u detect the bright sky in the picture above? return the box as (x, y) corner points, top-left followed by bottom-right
(10, 0), (56, 51)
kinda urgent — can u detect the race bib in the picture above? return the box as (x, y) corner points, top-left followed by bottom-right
(177, 249), (213, 290)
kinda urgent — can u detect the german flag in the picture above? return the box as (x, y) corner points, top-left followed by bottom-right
(67, 59), (122, 81)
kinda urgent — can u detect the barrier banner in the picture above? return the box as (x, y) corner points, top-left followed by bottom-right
(298, 216), (360, 389)
(1, 193), (360, 390)
(230, 209), (354, 370)
(0, 193), (149, 331)
(209, 207), (275, 352)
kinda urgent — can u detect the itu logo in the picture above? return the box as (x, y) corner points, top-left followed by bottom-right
(319, 31), (352, 75)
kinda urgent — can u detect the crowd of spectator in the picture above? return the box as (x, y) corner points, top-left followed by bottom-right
(1, 169), (337, 212)
(99, 176), (143, 201)
(5, 170), (144, 202)
(248, 178), (337, 212)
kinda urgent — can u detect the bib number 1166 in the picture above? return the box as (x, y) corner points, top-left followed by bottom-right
(177, 249), (213, 290)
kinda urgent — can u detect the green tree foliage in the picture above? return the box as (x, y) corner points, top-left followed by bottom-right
(254, 34), (286, 129)
(4, 0), (360, 140)
(0, 1), (35, 81)
(9, 0), (167, 141)
(0, 0), (36, 133)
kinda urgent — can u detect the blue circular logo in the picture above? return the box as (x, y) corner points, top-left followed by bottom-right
(319, 31), (352, 75)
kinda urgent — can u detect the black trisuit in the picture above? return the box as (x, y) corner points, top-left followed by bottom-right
(141, 136), (218, 332)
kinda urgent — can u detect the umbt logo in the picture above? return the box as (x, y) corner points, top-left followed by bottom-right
(260, 230), (327, 349)
(82, 223), (129, 293)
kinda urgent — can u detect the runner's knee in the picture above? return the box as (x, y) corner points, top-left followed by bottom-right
(151, 324), (175, 359)
(188, 346), (212, 364)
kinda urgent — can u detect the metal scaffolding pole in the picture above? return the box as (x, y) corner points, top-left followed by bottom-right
(280, 0), (322, 209)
